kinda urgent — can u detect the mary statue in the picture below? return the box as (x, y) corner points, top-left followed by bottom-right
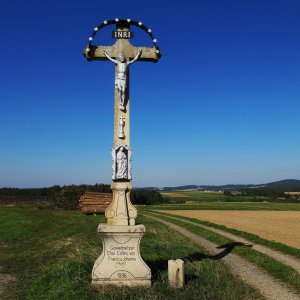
(116, 147), (127, 179)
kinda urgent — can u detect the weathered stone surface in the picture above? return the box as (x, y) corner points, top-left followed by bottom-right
(92, 224), (151, 287)
(168, 259), (185, 288)
(84, 20), (160, 288)
(105, 182), (137, 226)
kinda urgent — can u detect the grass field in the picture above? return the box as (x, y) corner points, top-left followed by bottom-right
(160, 191), (256, 202)
(0, 205), (263, 299)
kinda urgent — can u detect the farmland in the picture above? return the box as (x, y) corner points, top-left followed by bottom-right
(0, 205), (262, 299)
(147, 201), (300, 211)
(158, 210), (300, 249)
(2, 203), (300, 299)
(160, 190), (269, 203)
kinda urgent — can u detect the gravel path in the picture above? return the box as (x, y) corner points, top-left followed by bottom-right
(153, 212), (300, 274)
(146, 214), (300, 300)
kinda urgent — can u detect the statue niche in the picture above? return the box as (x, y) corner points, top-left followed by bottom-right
(112, 145), (132, 181)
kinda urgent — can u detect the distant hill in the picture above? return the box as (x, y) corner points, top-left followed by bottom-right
(150, 179), (300, 192)
(161, 184), (256, 191)
(264, 179), (300, 191)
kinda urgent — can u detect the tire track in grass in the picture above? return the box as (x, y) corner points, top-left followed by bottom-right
(145, 214), (300, 300)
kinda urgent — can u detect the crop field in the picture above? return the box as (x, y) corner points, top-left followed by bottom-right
(285, 192), (300, 195)
(148, 201), (300, 211)
(161, 210), (300, 249)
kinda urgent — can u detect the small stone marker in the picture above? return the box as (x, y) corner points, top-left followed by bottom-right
(168, 259), (185, 288)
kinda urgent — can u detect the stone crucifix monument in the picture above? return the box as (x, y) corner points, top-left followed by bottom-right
(83, 19), (161, 287)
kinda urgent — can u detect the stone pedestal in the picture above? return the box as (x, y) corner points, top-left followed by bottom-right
(105, 182), (137, 226)
(92, 224), (151, 288)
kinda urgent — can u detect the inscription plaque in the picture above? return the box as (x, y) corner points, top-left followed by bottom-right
(112, 31), (134, 39)
(92, 224), (151, 287)
(107, 245), (137, 267)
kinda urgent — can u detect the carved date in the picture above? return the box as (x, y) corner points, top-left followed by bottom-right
(117, 272), (127, 279)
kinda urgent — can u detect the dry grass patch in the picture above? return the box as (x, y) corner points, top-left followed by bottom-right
(0, 273), (16, 296)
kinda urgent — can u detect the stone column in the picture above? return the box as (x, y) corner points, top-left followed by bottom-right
(105, 66), (137, 226)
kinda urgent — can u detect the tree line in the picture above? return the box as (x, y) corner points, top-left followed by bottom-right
(0, 184), (164, 209)
(240, 187), (299, 202)
(241, 188), (286, 198)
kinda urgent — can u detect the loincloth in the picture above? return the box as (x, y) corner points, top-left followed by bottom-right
(115, 77), (127, 90)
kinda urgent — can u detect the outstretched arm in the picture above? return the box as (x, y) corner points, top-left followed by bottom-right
(128, 49), (142, 65)
(103, 51), (118, 64)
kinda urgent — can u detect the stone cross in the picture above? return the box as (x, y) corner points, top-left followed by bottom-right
(118, 115), (125, 139)
(84, 19), (161, 226)
(83, 19), (161, 288)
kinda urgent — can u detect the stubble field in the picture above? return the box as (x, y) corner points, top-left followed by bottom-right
(160, 210), (300, 249)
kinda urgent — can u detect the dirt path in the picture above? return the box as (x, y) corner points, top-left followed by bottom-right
(0, 273), (16, 296)
(153, 212), (300, 274)
(145, 214), (300, 300)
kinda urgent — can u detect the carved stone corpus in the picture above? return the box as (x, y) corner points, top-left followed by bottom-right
(104, 50), (141, 111)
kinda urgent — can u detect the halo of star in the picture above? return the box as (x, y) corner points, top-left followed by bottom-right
(84, 18), (162, 60)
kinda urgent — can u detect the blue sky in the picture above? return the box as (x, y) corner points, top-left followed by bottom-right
(0, 0), (299, 187)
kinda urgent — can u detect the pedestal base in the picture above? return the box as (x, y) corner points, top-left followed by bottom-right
(92, 224), (151, 288)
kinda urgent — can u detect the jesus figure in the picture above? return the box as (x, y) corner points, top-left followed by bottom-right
(104, 50), (142, 111)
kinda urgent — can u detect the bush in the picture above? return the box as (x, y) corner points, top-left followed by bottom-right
(241, 188), (285, 198)
(130, 189), (164, 205)
(224, 190), (233, 196)
(53, 188), (82, 210)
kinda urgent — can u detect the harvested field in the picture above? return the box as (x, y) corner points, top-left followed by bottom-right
(284, 192), (300, 195)
(160, 193), (191, 198)
(161, 210), (300, 249)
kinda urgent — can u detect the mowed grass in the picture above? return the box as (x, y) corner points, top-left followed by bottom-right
(0, 205), (262, 300)
(147, 201), (300, 211)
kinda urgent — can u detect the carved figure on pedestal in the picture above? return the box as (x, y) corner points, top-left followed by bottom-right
(104, 50), (142, 111)
(112, 144), (132, 181)
(116, 146), (127, 179)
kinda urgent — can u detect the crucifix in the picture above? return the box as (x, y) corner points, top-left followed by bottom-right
(104, 50), (141, 111)
(84, 19), (160, 226)
(83, 18), (161, 288)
